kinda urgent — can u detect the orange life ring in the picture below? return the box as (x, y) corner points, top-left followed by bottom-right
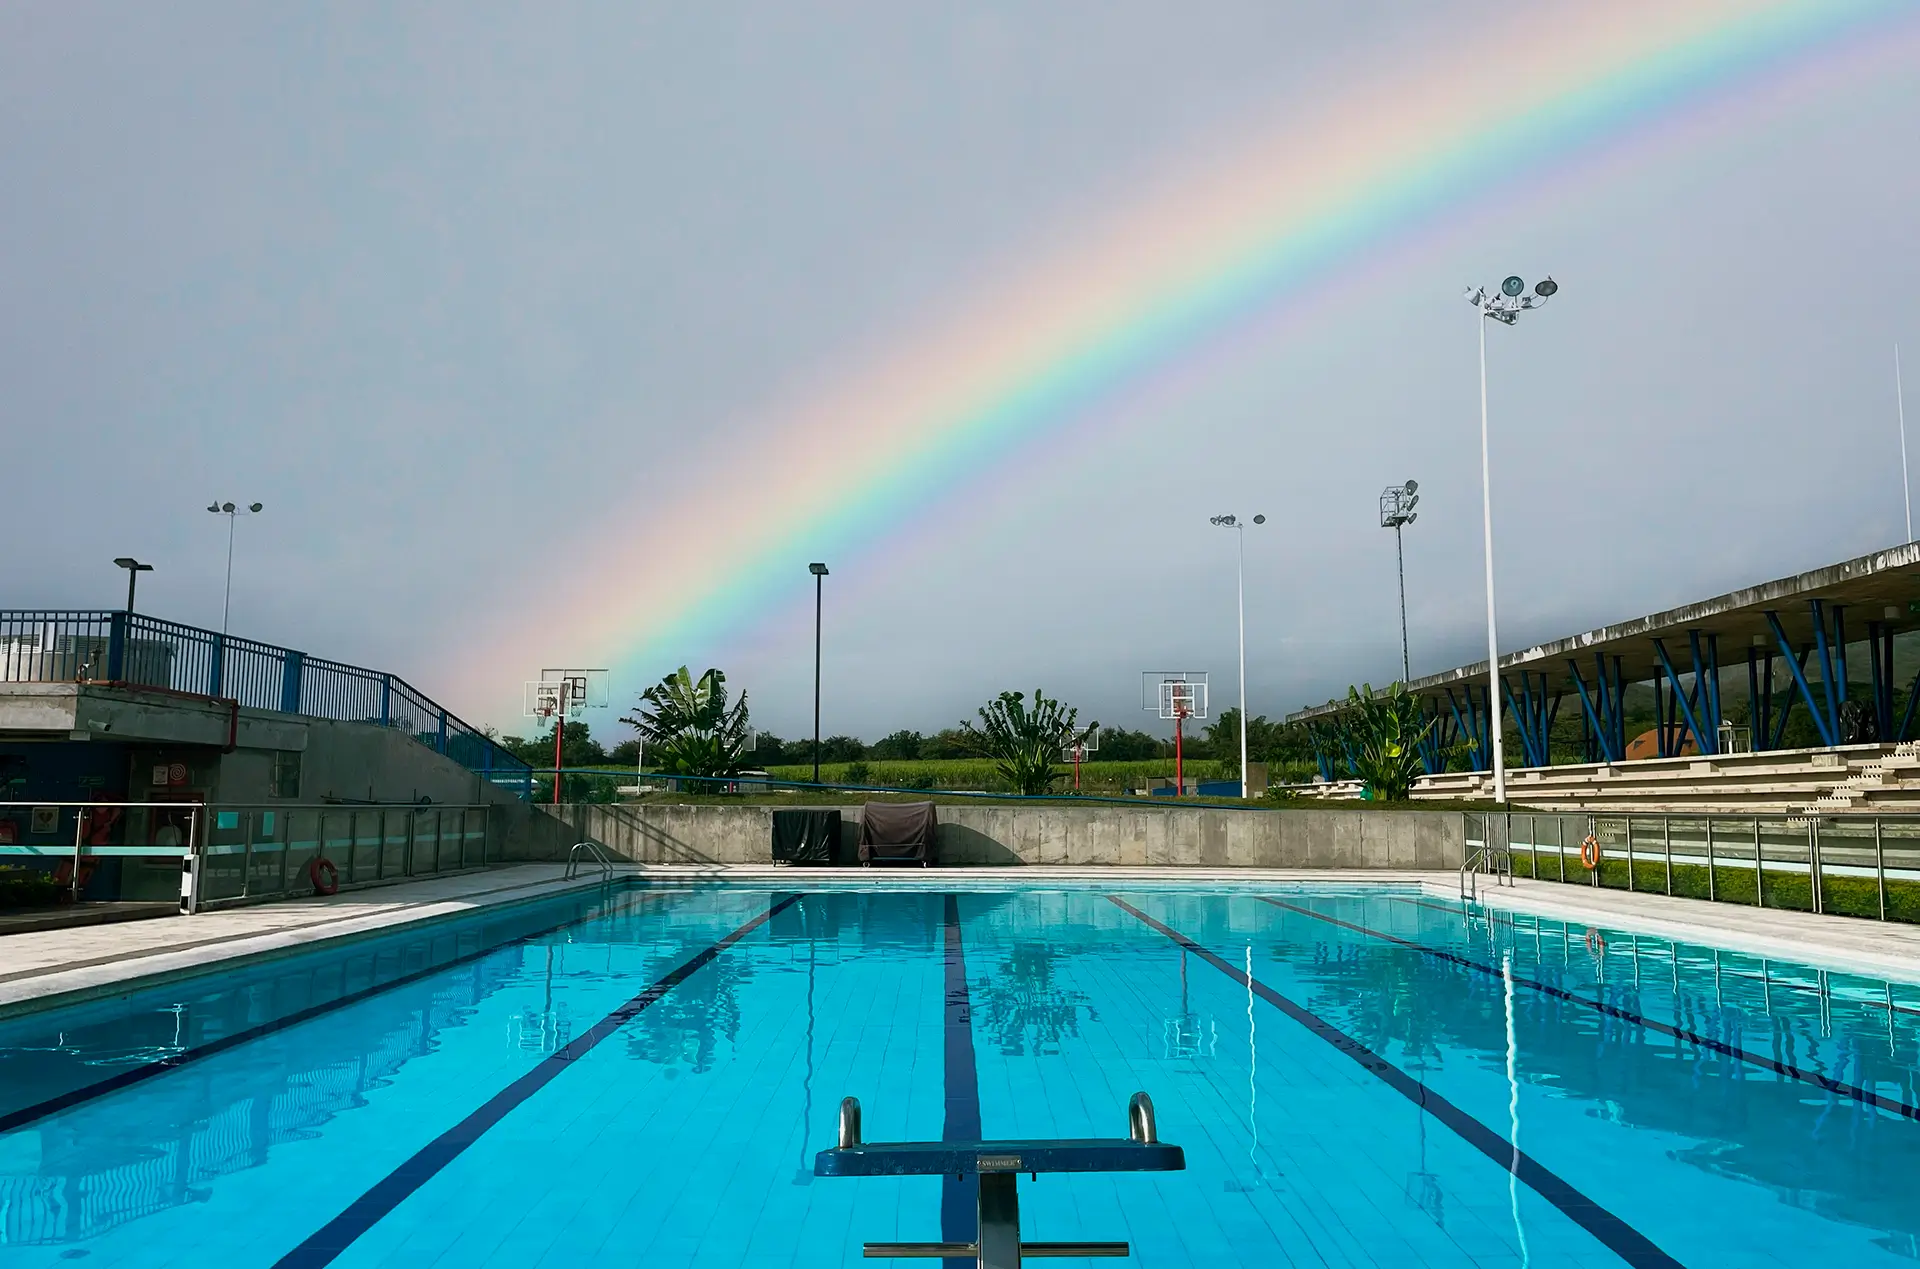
(308, 856), (340, 896)
(1579, 834), (1602, 870)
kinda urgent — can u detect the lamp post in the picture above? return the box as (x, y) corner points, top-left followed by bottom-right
(1378, 481), (1418, 682)
(1464, 275), (1559, 804)
(113, 557), (153, 615)
(205, 500), (264, 637)
(1209, 514), (1265, 799)
(809, 562), (829, 785)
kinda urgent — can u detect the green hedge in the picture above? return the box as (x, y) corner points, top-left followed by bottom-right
(1511, 852), (1920, 923)
(0, 868), (63, 911)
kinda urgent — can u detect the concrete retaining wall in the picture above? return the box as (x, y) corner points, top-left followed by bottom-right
(514, 802), (1465, 870)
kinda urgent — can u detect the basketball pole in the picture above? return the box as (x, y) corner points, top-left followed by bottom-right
(551, 691), (567, 806)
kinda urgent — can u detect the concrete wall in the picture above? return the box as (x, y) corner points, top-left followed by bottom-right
(526, 802), (1465, 869)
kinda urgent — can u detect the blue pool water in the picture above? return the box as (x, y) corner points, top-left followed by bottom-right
(2, 882), (1918, 1267)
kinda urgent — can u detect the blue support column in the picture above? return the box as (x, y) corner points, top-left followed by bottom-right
(105, 613), (126, 681)
(379, 673), (393, 726)
(436, 710), (448, 754)
(1868, 621), (1890, 739)
(1765, 611), (1837, 748)
(1834, 604), (1849, 714)
(279, 651), (305, 715)
(1808, 599), (1842, 743)
(209, 633), (225, 698)
(1687, 630), (1723, 753)
(1770, 648), (1810, 750)
(1748, 648), (1765, 752)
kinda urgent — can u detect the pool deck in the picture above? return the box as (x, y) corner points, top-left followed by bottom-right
(6, 863), (1920, 1019)
(1470, 876), (1920, 984)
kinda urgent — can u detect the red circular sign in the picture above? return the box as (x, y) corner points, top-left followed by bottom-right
(167, 762), (188, 786)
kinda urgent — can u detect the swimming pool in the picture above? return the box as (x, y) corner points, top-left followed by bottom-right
(2, 880), (1917, 1266)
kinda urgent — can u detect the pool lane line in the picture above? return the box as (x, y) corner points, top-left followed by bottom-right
(0, 884), (669, 1137)
(1272, 896), (1920, 1122)
(942, 893), (982, 1268)
(273, 893), (801, 1269)
(1107, 896), (1687, 1269)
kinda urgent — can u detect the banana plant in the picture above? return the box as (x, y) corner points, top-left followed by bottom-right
(1342, 681), (1436, 801)
(961, 689), (1097, 796)
(619, 666), (753, 781)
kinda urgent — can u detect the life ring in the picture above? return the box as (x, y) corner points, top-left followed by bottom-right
(1579, 834), (1602, 870)
(308, 856), (340, 896)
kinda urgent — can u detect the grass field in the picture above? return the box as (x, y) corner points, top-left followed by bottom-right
(762, 758), (1232, 794)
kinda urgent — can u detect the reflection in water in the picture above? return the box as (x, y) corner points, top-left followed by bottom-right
(1163, 948), (1217, 1061)
(969, 943), (1097, 1057)
(1275, 901), (1920, 1250)
(0, 958), (519, 1246)
(624, 936), (752, 1075)
(1502, 949), (1530, 1268)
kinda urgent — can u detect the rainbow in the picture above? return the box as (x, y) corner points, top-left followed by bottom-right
(465, 0), (1913, 713)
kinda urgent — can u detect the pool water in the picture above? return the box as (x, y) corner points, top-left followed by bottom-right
(2, 882), (1918, 1267)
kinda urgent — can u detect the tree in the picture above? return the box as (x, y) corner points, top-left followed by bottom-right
(961, 689), (1096, 796)
(1341, 682), (1436, 801)
(619, 667), (754, 782)
(870, 729), (924, 761)
(819, 735), (866, 762)
(1095, 727), (1163, 761)
(924, 728), (974, 759)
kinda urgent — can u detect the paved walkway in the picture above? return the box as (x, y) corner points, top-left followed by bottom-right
(0, 865), (616, 1019)
(1471, 876), (1920, 984)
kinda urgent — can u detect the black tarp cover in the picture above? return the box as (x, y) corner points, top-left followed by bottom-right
(858, 801), (937, 864)
(771, 809), (840, 865)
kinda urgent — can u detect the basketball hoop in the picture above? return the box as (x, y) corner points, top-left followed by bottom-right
(525, 668), (610, 807)
(1060, 727), (1100, 791)
(1143, 672), (1207, 798)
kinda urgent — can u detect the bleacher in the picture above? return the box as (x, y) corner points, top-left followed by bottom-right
(1409, 742), (1920, 813)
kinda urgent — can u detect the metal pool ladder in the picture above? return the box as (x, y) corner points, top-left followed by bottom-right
(565, 839), (616, 881)
(815, 1091), (1184, 1266)
(1459, 838), (1513, 901)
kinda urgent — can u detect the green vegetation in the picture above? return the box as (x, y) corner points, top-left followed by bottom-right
(0, 867), (62, 910)
(961, 689), (1096, 796)
(760, 757), (1229, 795)
(1338, 682), (1436, 801)
(621, 666), (754, 781)
(1511, 853), (1920, 924)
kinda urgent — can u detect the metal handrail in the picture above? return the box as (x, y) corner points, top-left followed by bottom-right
(1459, 831), (1513, 902)
(565, 839), (616, 881)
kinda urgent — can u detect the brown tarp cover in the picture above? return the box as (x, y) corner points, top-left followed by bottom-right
(858, 801), (937, 864)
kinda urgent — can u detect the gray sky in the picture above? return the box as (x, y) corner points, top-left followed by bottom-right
(5, 3), (1918, 743)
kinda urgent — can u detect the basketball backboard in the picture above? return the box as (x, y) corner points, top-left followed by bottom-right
(1061, 726), (1101, 763)
(1143, 671), (1208, 720)
(538, 668), (610, 709)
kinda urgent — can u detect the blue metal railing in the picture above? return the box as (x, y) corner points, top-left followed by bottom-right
(0, 610), (533, 798)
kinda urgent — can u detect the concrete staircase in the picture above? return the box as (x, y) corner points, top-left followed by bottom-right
(1807, 740), (1920, 812)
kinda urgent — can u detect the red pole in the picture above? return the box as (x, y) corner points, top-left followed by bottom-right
(1074, 748), (1082, 790)
(551, 695), (566, 806)
(1174, 711), (1184, 798)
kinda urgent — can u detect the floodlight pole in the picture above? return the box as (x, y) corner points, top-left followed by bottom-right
(1466, 275), (1557, 805)
(1899, 344), (1911, 543)
(1394, 524), (1409, 681)
(206, 500), (263, 638)
(1211, 515), (1263, 799)
(1478, 314), (1505, 804)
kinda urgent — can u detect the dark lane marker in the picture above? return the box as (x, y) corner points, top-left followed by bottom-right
(941, 894), (982, 1269)
(1264, 895), (1920, 1123)
(1108, 896), (1686, 1269)
(0, 887), (665, 1136)
(273, 894), (801, 1269)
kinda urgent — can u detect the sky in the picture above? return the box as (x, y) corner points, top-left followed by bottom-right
(4, 2), (1919, 744)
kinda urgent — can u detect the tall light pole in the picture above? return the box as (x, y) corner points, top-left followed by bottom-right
(113, 557), (154, 615)
(1379, 481), (1418, 682)
(809, 562), (829, 785)
(206, 500), (264, 637)
(1899, 344), (1911, 543)
(1210, 514), (1265, 798)
(1464, 275), (1558, 804)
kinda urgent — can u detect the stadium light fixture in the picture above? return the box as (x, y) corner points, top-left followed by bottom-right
(1209, 514), (1265, 798)
(1378, 481), (1419, 682)
(113, 557), (153, 615)
(1463, 277), (1560, 802)
(206, 500), (265, 638)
